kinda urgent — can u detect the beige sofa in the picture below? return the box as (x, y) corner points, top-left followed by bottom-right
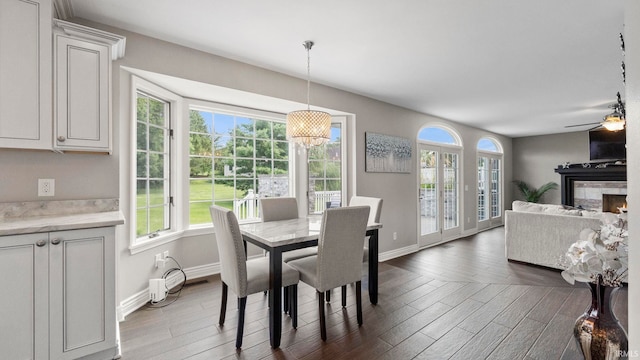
(505, 201), (602, 270)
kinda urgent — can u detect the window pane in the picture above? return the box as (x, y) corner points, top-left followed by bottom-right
(190, 179), (212, 201)
(190, 156), (211, 178)
(149, 180), (166, 206)
(273, 122), (286, 140)
(148, 99), (165, 126)
(149, 153), (165, 178)
(136, 208), (148, 237)
(190, 202), (212, 225)
(309, 161), (324, 178)
(137, 96), (149, 123)
(256, 159), (273, 175)
(149, 126), (165, 152)
(214, 179), (234, 201)
(274, 141), (288, 160)
(190, 133), (212, 156)
(190, 110), (212, 133)
(235, 180), (254, 198)
(235, 117), (254, 137)
(136, 152), (147, 178)
(255, 120), (271, 139)
(273, 160), (288, 173)
(418, 127), (457, 145)
(214, 113), (234, 135)
(235, 159), (254, 177)
(234, 138), (254, 157)
(478, 138), (499, 152)
(136, 180), (147, 208)
(136, 123), (147, 150)
(255, 139), (272, 158)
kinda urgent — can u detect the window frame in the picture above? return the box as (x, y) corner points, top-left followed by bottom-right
(185, 99), (295, 230)
(129, 76), (183, 253)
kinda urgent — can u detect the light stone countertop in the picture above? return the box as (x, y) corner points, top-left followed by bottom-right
(0, 211), (125, 236)
(0, 199), (125, 236)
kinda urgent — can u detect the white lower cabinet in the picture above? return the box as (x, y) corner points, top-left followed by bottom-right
(0, 227), (116, 360)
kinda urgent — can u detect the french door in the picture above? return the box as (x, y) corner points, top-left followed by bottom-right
(418, 144), (461, 247)
(477, 154), (502, 230)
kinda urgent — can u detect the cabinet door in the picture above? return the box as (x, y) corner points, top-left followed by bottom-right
(0, 0), (52, 150)
(49, 228), (116, 360)
(0, 233), (49, 359)
(55, 35), (111, 152)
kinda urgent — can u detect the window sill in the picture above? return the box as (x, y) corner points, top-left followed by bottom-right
(128, 230), (184, 255)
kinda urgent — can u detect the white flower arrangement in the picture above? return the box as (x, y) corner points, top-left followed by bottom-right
(560, 212), (628, 287)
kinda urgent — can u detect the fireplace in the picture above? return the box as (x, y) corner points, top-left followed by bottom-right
(555, 164), (626, 208)
(603, 194), (627, 213)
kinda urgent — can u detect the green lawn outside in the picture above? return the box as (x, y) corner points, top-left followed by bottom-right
(136, 180), (238, 235)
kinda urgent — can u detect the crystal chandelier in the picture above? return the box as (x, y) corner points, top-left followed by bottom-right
(286, 41), (331, 147)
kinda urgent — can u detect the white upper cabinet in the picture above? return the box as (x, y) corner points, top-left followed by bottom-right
(53, 20), (125, 153)
(0, 0), (52, 150)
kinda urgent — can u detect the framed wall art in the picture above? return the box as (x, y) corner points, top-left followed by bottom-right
(365, 132), (412, 173)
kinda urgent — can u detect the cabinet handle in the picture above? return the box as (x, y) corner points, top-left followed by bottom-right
(51, 238), (61, 245)
(57, 136), (66, 142)
(36, 239), (47, 247)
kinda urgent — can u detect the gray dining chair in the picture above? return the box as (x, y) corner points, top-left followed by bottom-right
(286, 206), (370, 341)
(323, 196), (382, 303)
(209, 205), (300, 348)
(260, 197), (318, 263)
(348, 196), (383, 262)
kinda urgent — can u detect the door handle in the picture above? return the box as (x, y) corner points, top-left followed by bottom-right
(36, 239), (47, 247)
(51, 238), (61, 245)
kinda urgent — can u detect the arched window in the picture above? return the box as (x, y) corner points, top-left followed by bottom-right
(418, 126), (460, 146)
(477, 137), (502, 153)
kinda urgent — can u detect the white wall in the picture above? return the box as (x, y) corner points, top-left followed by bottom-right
(512, 131), (589, 205)
(625, 0), (639, 352)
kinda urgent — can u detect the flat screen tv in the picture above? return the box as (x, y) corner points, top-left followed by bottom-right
(589, 128), (626, 161)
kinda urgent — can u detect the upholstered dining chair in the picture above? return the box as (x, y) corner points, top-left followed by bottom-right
(286, 206), (370, 341)
(209, 205), (300, 348)
(323, 196), (382, 303)
(260, 197), (318, 263)
(348, 196), (383, 262)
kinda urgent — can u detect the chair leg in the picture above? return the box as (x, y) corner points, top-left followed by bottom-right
(236, 297), (247, 348)
(284, 286), (290, 314)
(219, 282), (228, 326)
(356, 281), (363, 326)
(317, 290), (327, 341)
(341, 285), (347, 307)
(326, 289), (331, 302)
(291, 285), (298, 329)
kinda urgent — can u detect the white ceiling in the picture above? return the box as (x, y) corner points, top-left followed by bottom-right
(66, 0), (625, 137)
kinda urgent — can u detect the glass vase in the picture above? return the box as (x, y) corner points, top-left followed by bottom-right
(574, 277), (628, 360)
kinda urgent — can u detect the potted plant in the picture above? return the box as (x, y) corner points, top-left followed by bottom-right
(512, 180), (557, 203)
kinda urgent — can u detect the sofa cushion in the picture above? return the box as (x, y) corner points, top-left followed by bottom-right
(512, 200), (582, 216)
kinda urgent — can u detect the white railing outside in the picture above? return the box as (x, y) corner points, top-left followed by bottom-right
(313, 190), (342, 213)
(234, 189), (260, 221)
(234, 189), (342, 219)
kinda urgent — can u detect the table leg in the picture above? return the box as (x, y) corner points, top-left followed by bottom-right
(269, 249), (283, 348)
(367, 229), (378, 305)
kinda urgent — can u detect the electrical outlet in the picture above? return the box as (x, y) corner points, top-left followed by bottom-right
(155, 253), (165, 268)
(393, 232), (397, 241)
(163, 250), (169, 259)
(38, 179), (55, 197)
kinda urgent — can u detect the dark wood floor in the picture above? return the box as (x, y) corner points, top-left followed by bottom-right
(118, 227), (628, 359)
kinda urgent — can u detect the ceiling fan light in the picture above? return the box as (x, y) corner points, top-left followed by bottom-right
(601, 113), (625, 131)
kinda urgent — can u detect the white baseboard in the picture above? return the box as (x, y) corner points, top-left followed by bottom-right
(379, 244), (419, 262)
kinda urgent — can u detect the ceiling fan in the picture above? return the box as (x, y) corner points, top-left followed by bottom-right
(565, 92), (626, 131)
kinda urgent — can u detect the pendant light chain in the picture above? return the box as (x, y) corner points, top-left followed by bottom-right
(305, 41), (312, 111)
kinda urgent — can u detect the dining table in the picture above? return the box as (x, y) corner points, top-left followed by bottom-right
(238, 216), (382, 348)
